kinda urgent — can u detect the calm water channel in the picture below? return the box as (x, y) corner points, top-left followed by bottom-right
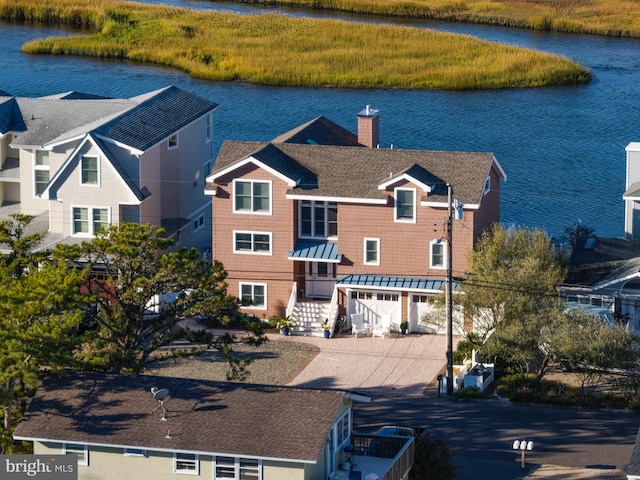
(2, 3), (640, 239)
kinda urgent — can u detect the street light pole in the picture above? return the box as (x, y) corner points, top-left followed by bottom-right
(446, 183), (454, 395)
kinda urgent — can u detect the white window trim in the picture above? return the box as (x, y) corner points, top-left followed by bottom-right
(193, 214), (205, 232)
(298, 200), (338, 239)
(80, 155), (100, 187)
(71, 206), (111, 237)
(168, 133), (179, 150)
(394, 187), (416, 223)
(34, 150), (50, 197)
(363, 238), (380, 266)
(124, 448), (146, 457)
(335, 410), (351, 450)
(213, 456), (262, 480)
(239, 282), (267, 310)
(483, 175), (491, 195)
(64, 443), (88, 466)
(205, 114), (212, 144)
(233, 230), (272, 256)
(233, 179), (272, 215)
(173, 453), (199, 475)
(430, 239), (446, 269)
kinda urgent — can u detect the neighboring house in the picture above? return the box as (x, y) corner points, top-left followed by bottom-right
(0, 86), (218, 253)
(13, 372), (414, 480)
(206, 107), (506, 334)
(559, 141), (640, 334)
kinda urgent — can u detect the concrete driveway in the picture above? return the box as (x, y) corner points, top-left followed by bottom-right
(279, 331), (450, 396)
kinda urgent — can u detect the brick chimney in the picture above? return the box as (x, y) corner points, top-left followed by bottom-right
(357, 105), (379, 148)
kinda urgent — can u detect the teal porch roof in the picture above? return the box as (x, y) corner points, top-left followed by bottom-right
(288, 241), (342, 263)
(336, 274), (452, 291)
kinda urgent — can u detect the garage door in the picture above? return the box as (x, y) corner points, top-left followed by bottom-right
(348, 290), (402, 331)
(409, 294), (463, 334)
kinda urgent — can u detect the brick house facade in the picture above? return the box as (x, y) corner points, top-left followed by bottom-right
(206, 108), (506, 335)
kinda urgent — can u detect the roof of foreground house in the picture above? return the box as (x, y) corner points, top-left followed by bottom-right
(14, 372), (347, 463)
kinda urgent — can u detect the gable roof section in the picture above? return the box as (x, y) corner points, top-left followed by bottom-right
(40, 134), (148, 204)
(14, 372), (347, 463)
(378, 163), (444, 193)
(210, 141), (318, 188)
(272, 115), (361, 146)
(93, 86), (219, 152)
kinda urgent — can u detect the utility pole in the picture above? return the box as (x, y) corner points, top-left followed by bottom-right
(446, 183), (454, 395)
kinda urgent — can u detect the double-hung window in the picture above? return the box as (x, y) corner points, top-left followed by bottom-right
(214, 456), (260, 480)
(299, 200), (337, 238)
(234, 231), (271, 255)
(73, 207), (109, 236)
(34, 150), (50, 196)
(234, 180), (271, 214)
(395, 188), (416, 222)
(174, 453), (198, 474)
(364, 238), (380, 265)
(81, 155), (99, 185)
(430, 239), (445, 269)
(240, 283), (266, 309)
(64, 443), (88, 466)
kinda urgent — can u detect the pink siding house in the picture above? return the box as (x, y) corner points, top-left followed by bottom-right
(206, 108), (506, 335)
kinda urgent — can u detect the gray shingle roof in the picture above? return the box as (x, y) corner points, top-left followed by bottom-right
(0, 97), (26, 135)
(14, 372), (346, 462)
(214, 141), (497, 205)
(273, 115), (361, 146)
(93, 86), (219, 152)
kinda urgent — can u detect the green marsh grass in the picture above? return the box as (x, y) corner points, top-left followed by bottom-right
(230, 0), (640, 38)
(0, 0), (590, 89)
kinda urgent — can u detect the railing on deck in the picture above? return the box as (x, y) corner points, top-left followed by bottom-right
(351, 434), (414, 480)
(286, 281), (298, 318)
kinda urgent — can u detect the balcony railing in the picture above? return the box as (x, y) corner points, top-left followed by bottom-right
(348, 434), (414, 480)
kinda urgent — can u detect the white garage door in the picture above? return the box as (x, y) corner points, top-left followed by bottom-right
(348, 290), (402, 331)
(409, 294), (464, 334)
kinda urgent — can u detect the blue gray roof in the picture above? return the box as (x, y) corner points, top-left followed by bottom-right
(93, 86), (219, 152)
(288, 241), (342, 262)
(336, 274), (452, 291)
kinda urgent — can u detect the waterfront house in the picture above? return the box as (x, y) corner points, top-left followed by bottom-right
(558, 142), (640, 334)
(13, 372), (414, 480)
(206, 107), (506, 334)
(0, 86), (218, 254)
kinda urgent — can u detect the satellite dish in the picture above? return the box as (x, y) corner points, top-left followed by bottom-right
(153, 388), (169, 401)
(150, 387), (170, 421)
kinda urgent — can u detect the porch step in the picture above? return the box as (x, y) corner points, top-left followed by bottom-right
(290, 301), (331, 336)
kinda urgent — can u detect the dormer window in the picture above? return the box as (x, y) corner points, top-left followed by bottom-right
(395, 188), (416, 223)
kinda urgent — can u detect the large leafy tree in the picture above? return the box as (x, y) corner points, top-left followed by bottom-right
(57, 222), (264, 375)
(457, 224), (566, 377)
(0, 215), (85, 453)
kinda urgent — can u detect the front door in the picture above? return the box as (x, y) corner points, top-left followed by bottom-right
(305, 261), (336, 299)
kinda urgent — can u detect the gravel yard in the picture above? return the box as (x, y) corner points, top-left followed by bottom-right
(144, 337), (318, 385)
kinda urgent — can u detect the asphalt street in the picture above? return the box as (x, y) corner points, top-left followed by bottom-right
(353, 397), (639, 480)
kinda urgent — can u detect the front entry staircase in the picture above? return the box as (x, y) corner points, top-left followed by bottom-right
(289, 300), (331, 336)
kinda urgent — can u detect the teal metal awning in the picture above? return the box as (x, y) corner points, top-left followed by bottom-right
(336, 274), (453, 291)
(288, 241), (342, 263)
